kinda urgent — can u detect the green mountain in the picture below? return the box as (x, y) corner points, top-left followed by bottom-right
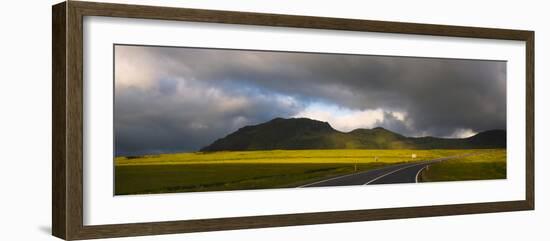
(200, 117), (506, 151)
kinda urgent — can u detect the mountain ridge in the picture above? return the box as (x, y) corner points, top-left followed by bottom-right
(200, 117), (506, 152)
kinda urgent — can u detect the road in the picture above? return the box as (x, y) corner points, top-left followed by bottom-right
(299, 156), (465, 188)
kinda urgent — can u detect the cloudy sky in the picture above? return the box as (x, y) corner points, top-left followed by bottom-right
(114, 45), (506, 156)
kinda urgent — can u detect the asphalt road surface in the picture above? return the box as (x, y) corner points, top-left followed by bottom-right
(299, 156), (460, 188)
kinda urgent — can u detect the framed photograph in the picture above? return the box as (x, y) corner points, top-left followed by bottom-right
(52, 1), (534, 240)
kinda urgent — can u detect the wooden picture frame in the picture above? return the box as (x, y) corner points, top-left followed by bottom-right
(52, 1), (534, 240)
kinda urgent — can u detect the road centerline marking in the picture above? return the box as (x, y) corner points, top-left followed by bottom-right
(299, 152), (484, 188)
(297, 162), (416, 188)
(297, 169), (374, 188)
(363, 162), (429, 185)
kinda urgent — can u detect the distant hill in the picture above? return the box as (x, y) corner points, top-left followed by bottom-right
(200, 117), (506, 152)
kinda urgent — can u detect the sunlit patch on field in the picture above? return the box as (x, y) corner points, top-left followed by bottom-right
(418, 149), (506, 182)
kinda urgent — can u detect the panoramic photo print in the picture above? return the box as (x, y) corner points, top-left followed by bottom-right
(114, 45), (507, 195)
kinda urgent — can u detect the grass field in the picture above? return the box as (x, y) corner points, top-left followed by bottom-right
(114, 149), (504, 195)
(418, 149), (506, 182)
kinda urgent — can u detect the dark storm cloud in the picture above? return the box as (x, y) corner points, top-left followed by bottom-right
(114, 45), (506, 155)
(114, 76), (304, 155)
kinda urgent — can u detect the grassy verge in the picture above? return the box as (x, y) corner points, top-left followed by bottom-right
(418, 149), (506, 182)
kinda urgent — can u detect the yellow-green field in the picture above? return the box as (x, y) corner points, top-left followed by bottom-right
(115, 149), (505, 195)
(418, 149), (506, 182)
